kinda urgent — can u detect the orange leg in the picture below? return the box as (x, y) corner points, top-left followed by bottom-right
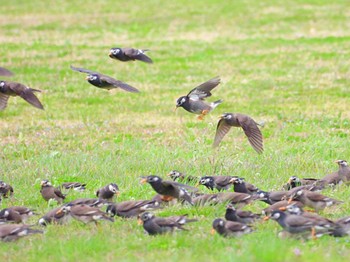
(311, 227), (317, 240)
(197, 110), (209, 120)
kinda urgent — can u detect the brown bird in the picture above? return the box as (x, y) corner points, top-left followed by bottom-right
(214, 192), (257, 208)
(57, 204), (114, 224)
(38, 206), (71, 226)
(211, 218), (253, 237)
(0, 80), (44, 110)
(68, 198), (108, 208)
(289, 190), (343, 212)
(262, 200), (304, 216)
(70, 65), (139, 93)
(335, 160), (350, 184)
(283, 176), (319, 190)
(0, 206), (35, 224)
(141, 175), (197, 205)
(40, 180), (66, 204)
(0, 224), (42, 242)
(167, 170), (198, 184)
(96, 183), (119, 201)
(109, 47), (153, 63)
(0, 67), (14, 76)
(192, 193), (219, 206)
(197, 175), (235, 191)
(106, 199), (161, 218)
(0, 181), (14, 198)
(213, 113), (263, 154)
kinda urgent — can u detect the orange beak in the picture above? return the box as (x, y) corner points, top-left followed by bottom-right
(287, 197), (293, 204)
(195, 182), (200, 187)
(287, 178), (292, 184)
(140, 178), (147, 184)
(263, 216), (270, 221)
(137, 218), (143, 225)
(174, 106), (178, 112)
(115, 191), (120, 196)
(166, 173), (171, 177)
(279, 207), (287, 211)
(210, 228), (216, 235)
(56, 209), (63, 215)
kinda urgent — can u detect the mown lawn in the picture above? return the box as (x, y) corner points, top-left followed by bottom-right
(1, 0), (350, 261)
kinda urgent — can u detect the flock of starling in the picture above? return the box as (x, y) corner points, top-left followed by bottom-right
(1, 49), (349, 242)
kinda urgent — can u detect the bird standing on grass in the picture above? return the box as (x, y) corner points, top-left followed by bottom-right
(175, 76), (222, 120)
(40, 180), (66, 204)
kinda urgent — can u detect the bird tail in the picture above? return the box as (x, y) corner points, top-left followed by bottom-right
(211, 99), (223, 109)
(29, 88), (42, 93)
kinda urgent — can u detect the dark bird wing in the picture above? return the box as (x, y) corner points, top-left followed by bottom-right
(0, 67), (14, 76)
(9, 83), (44, 110)
(99, 75), (140, 93)
(213, 118), (232, 147)
(187, 77), (221, 101)
(123, 48), (153, 64)
(162, 180), (198, 192)
(0, 93), (10, 110)
(53, 187), (65, 199)
(70, 65), (99, 75)
(236, 114), (263, 154)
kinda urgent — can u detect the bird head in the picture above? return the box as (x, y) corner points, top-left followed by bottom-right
(40, 180), (51, 187)
(175, 96), (187, 109)
(335, 160), (348, 167)
(108, 183), (120, 195)
(109, 48), (121, 57)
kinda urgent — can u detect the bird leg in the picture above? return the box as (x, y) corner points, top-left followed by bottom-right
(311, 227), (317, 240)
(197, 110), (209, 120)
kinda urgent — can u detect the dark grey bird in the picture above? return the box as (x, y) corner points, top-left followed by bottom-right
(96, 183), (119, 201)
(167, 170), (198, 184)
(61, 182), (86, 192)
(0, 224), (43, 242)
(106, 200), (161, 218)
(211, 218), (252, 237)
(141, 175), (197, 205)
(0, 181), (14, 198)
(197, 176), (235, 191)
(225, 204), (260, 225)
(70, 65), (139, 93)
(0, 206), (35, 224)
(138, 212), (196, 235)
(109, 47), (153, 63)
(283, 176), (319, 190)
(230, 177), (259, 195)
(175, 77), (222, 120)
(68, 198), (108, 208)
(0, 80), (44, 110)
(213, 113), (263, 154)
(0, 67), (14, 77)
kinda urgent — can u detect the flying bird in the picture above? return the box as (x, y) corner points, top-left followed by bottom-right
(0, 67), (14, 77)
(213, 113), (263, 154)
(175, 77), (222, 120)
(0, 81), (44, 110)
(70, 65), (139, 93)
(109, 47), (153, 63)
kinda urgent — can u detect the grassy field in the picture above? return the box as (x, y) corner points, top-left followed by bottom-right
(1, 0), (350, 261)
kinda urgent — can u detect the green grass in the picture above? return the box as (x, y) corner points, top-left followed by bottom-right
(1, 0), (350, 261)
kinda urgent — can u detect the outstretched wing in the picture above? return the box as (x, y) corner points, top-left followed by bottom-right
(9, 83), (44, 110)
(70, 65), (99, 75)
(187, 76), (220, 101)
(237, 114), (263, 154)
(123, 48), (153, 64)
(0, 67), (14, 76)
(0, 93), (10, 110)
(213, 118), (232, 147)
(99, 75), (140, 93)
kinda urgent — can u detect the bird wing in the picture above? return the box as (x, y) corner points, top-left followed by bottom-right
(213, 118), (232, 147)
(9, 83), (44, 110)
(237, 114), (263, 154)
(187, 76), (220, 100)
(0, 67), (14, 76)
(53, 187), (65, 199)
(162, 180), (198, 192)
(0, 93), (9, 110)
(70, 65), (99, 75)
(123, 48), (153, 63)
(99, 75), (140, 93)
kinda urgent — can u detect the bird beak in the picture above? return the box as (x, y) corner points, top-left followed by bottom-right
(218, 115), (224, 119)
(173, 106), (178, 112)
(40, 181), (45, 186)
(195, 182), (200, 187)
(56, 209), (63, 215)
(109, 51), (113, 57)
(287, 197), (293, 204)
(263, 216), (270, 221)
(287, 179), (292, 184)
(85, 76), (89, 80)
(166, 173), (171, 177)
(140, 178), (147, 184)
(115, 191), (120, 196)
(229, 178), (237, 183)
(278, 207), (287, 211)
(137, 218), (143, 225)
(335, 160), (341, 163)
(210, 228), (216, 235)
